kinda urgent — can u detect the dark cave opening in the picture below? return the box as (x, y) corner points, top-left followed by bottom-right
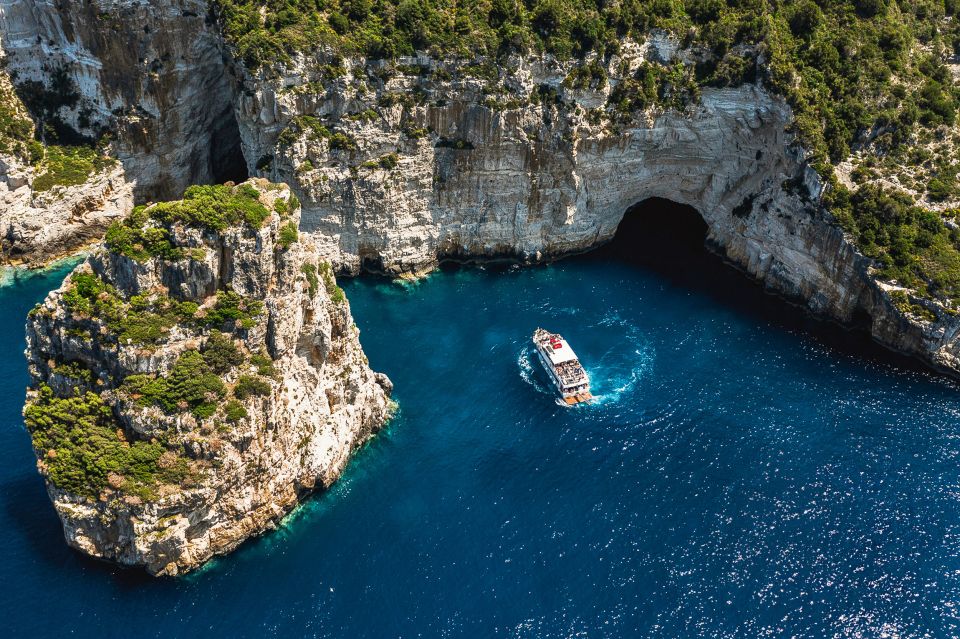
(593, 197), (711, 276)
(209, 110), (248, 185)
(582, 197), (925, 374)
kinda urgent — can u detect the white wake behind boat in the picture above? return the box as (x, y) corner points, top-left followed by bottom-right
(532, 328), (593, 405)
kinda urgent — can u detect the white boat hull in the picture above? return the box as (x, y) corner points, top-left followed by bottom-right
(532, 328), (592, 404)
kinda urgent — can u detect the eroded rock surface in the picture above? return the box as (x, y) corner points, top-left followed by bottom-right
(0, 0), (243, 201)
(243, 50), (960, 377)
(0, 59), (132, 267)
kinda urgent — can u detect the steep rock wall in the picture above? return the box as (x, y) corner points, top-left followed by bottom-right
(5, 2), (960, 378)
(0, 0), (242, 201)
(239, 51), (960, 377)
(0, 57), (133, 266)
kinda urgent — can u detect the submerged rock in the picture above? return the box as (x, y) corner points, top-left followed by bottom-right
(23, 179), (393, 576)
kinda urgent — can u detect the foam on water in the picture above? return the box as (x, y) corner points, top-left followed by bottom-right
(516, 347), (551, 396)
(517, 304), (656, 408)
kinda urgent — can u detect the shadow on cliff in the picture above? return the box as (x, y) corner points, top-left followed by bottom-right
(579, 197), (943, 379)
(0, 473), (161, 587)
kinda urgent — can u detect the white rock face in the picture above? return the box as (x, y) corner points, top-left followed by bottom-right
(24, 180), (393, 575)
(0, 157), (132, 266)
(0, 0), (242, 201)
(0, 55), (133, 266)
(235, 52), (960, 377)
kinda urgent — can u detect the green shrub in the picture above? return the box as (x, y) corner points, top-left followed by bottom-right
(123, 350), (226, 419)
(249, 352), (278, 378)
(234, 374), (272, 399)
(378, 153), (400, 169)
(223, 399), (248, 422)
(278, 221), (299, 248)
(928, 177), (958, 202)
(202, 330), (244, 373)
(329, 132), (356, 151)
(0, 74), (38, 161)
(62, 272), (201, 345)
(317, 261), (346, 304)
(148, 184), (270, 231)
(53, 360), (93, 382)
(104, 219), (185, 262)
(890, 290), (938, 322)
(201, 290), (264, 329)
(402, 124), (429, 139)
(62, 272), (112, 315)
(60, 271), (265, 346)
(301, 263), (319, 297)
(24, 385), (191, 500)
(289, 115), (332, 141)
(212, 0), (960, 175)
(32, 145), (113, 192)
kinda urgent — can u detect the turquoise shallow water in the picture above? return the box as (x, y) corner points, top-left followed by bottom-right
(2, 206), (960, 637)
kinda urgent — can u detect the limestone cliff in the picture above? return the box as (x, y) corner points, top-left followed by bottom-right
(241, 47), (960, 376)
(24, 179), (393, 575)
(5, 1), (960, 378)
(0, 0), (243, 201)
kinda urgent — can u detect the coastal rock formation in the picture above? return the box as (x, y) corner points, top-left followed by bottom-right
(4, 1), (960, 380)
(24, 179), (393, 575)
(243, 50), (960, 376)
(0, 157), (132, 267)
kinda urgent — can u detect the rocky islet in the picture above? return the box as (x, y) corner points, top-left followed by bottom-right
(24, 179), (393, 575)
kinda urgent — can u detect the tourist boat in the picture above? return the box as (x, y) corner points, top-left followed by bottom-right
(532, 328), (593, 405)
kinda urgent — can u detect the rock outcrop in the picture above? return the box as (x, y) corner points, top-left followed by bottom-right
(0, 0), (244, 201)
(0, 157), (132, 267)
(24, 179), (393, 575)
(241, 49), (960, 377)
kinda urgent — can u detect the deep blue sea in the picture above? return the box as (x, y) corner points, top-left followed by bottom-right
(3, 206), (960, 638)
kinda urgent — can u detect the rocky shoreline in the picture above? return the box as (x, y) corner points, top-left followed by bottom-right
(3, 0), (960, 576)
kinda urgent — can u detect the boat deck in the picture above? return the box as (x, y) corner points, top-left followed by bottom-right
(564, 392), (594, 405)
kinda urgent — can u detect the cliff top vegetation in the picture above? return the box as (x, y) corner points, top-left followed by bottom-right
(24, 180), (298, 503)
(214, 0), (960, 168)
(104, 183), (279, 262)
(216, 0), (960, 312)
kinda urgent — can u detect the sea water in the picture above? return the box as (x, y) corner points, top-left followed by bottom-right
(1, 205), (960, 637)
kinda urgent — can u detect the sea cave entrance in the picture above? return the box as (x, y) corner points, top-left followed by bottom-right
(588, 197), (905, 368)
(598, 198), (710, 277)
